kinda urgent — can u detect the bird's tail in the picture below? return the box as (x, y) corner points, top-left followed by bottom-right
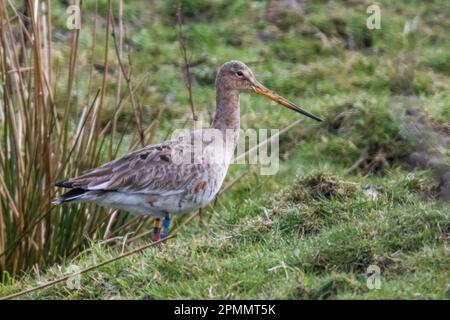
(52, 188), (88, 205)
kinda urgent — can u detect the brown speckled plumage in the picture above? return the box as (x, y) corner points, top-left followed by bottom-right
(53, 60), (322, 217)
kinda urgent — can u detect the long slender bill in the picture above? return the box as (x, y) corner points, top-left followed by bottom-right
(252, 82), (322, 122)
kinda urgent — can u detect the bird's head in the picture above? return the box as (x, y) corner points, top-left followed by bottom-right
(217, 60), (322, 122)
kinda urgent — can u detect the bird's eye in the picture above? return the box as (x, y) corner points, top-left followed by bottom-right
(235, 71), (244, 77)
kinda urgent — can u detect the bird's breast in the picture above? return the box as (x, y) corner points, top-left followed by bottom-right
(190, 163), (229, 207)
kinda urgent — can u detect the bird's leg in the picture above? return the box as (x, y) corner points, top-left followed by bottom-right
(151, 218), (162, 242)
(160, 212), (171, 239)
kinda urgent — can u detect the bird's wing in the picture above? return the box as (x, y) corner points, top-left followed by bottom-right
(58, 137), (205, 195)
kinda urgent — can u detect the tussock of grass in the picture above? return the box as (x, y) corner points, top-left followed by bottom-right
(321, 101), (417, 174)
(307, 274), (363, 300)
(284, 173), (357, 202)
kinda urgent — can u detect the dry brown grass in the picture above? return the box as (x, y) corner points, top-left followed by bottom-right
(0, 0), (155, 276)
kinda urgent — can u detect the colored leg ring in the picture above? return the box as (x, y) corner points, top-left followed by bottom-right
(151, 218), (162, 242)
(161, 215), (171, 239)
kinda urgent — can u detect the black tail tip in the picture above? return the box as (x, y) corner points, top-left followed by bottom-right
(55, 180), (74, 188)
(53, 188), (87, 205)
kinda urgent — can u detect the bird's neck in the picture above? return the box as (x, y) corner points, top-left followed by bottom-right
(206, 86), (241, 166)
(211, 86), (240, 132)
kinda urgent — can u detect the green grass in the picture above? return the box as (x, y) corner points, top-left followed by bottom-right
(1, 0), (449, 299)
(1, 151), (448, 299)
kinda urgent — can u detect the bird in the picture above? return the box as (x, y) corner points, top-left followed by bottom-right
(53, 60), (322, 241)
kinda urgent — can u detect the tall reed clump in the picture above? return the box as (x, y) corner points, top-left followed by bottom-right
(0, 1), (154, 276)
